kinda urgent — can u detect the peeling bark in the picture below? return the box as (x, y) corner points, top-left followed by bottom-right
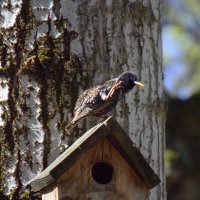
(0, 0), (166, 199)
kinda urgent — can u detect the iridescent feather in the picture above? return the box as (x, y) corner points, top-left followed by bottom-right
(66, 72), (144, 134)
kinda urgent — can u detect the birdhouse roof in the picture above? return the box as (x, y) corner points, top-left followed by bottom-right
(29, 117), (160, 192)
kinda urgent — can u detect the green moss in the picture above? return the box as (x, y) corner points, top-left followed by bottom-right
(59, 96), (68, 107)
(60, 132), (65, 140)
(38, 55), (52, 66)
(0, 8), (90, 198)
(60, 144), (66, 153)
(19, 56), (38, 77)
(56, 121), (61, 131)
(19, 190), (31, 200)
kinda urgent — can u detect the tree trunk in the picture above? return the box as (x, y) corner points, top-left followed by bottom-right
(0, 0), (166, 199)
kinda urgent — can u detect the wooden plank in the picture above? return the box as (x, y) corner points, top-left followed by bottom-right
(57, 138), (148, 200)
(104, 117), (160, 189)
(79, 191), (125, 200)
(102, 139), (149, 200)
(29, 123), (110, 192)
(57, 140), (108, 200)
(50, 124), (109, 179)
(30, 175), (55, 193)
(42, 187), (58, 200)
(29, 116), (160, 193)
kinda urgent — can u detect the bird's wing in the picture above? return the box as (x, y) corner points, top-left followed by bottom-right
(66, 79), (118, 133)
(102, 79), (117, 88)
(74, 79), (117, 116)
(74, 86), (101, 112)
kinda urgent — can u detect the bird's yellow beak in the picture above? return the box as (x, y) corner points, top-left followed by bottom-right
(134, 81), (144, 87)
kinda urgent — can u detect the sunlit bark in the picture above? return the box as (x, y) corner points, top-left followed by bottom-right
(0, 0), (165, 199)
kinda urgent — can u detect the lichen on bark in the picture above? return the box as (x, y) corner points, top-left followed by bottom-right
(0, 1), (88, 198)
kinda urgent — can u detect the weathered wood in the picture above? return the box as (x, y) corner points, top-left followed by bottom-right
(30, 123), (109, 191)
(42, 187), (58, 200)
(57, 139), (148, 200)
(29, 117), (160, 195)
(104, 117), (161, 189)
(79, 191), (125, 200)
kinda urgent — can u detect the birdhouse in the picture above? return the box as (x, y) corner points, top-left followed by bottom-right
(29, 117), (160, 200)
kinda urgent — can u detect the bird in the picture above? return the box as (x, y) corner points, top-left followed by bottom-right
(66, 71), (144, 134)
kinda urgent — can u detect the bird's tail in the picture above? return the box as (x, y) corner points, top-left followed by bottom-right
(65, 120), (78, 135)
(65, 113), (88, 135)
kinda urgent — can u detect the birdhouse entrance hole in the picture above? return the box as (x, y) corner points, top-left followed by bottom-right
(91, 161), (113, 184)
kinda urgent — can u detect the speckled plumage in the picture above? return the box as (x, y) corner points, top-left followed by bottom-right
(66, 71), (144, 133)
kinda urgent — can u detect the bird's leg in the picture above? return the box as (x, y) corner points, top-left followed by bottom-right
(105, 81), (122, 99)
(99, 115), (108, 121)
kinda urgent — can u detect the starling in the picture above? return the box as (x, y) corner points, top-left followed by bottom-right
(66, 71), (144, 134)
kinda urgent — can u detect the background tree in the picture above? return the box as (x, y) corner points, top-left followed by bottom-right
(163, 0), (200, 199)
(163, 0), (200, 98)
(0, 0), (165, 199)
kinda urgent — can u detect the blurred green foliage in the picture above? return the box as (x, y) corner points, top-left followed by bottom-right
(164, 0), (200, 96)
(164, 1), (200, 200)
(165, 149), (179, 177)
(165, 95), (200, 200)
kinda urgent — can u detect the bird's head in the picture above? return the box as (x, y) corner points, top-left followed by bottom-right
(117, 71), (144, 92)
